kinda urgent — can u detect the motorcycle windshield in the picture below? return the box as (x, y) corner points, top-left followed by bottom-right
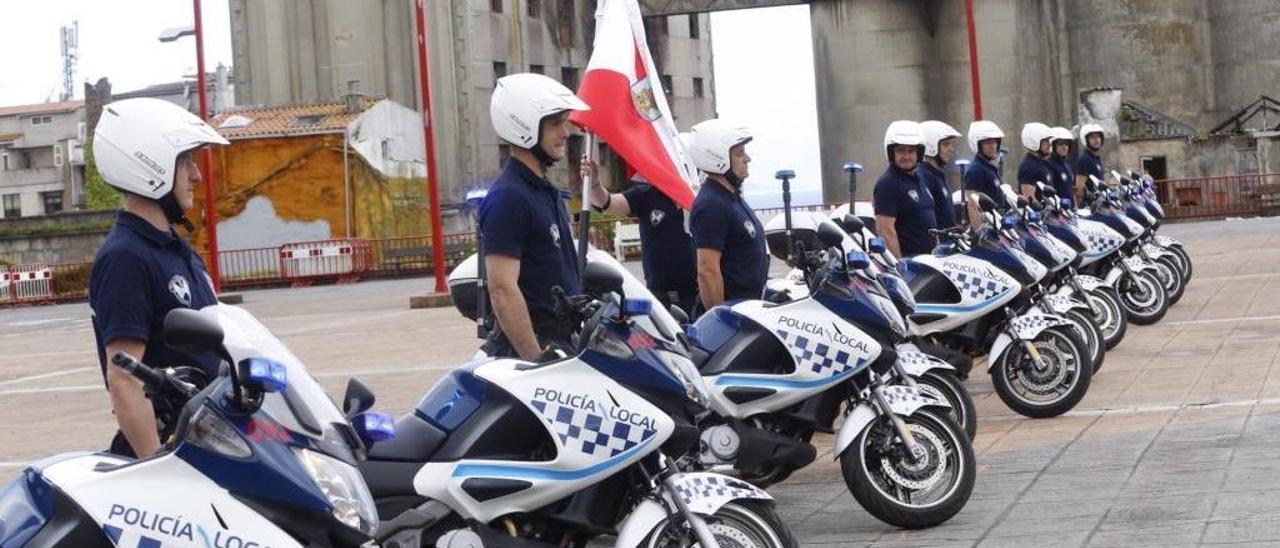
(203, 305), (350, 440)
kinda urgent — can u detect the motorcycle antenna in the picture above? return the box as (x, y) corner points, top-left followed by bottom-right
(777, 169), (797, 263)
(843, 161), (863, 205)
(956, 159), (971, 228)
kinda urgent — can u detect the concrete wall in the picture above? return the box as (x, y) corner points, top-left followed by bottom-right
(229, 0), (716, 211)
(0, 210), (115, 265)
(1206, 1), (1280, 123)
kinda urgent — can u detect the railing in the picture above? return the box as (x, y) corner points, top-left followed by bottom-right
(1154, 173), (1280, 221)
(4, 201), (849, 304)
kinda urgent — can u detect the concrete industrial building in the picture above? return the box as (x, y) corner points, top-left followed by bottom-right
(228, 0), (716, 220)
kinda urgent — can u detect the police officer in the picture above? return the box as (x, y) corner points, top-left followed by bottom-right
(919, 120), (962, 229)
(873, 120), (937, 258)
(1017, 122), (1055, 202)
(479, 73), (590, 359)
(1048, 126), (1076, 203)
(963, 120), (1008, 224)
(1076, 123), (1106, 198)
(585, 163), (698, 314)
(687, 119), (767, 312)
(89, 97), (229, 458)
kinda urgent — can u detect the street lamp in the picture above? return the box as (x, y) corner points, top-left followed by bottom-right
(157, 2), (221, 292)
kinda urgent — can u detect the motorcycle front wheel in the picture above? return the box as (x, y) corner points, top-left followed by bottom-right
(642, 500), (798, 548)
(841, 409), (974, 529)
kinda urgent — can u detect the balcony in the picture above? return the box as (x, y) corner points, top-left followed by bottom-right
(0, 167), (62, 188)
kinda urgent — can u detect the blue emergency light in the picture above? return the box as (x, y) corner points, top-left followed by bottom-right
(868, 237), (887, 254)
(623, 298), (653, 317)
(242, 358), (287, 393)
(353, 412), (396, 444)
(846, 250), (871, 269)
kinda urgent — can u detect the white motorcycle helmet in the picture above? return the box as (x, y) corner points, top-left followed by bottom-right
(1079, 123), (1105, 150)
(688, 119), (752, 180)
(93, 97), (229, 224)
(1050, 126), (1073, 154)
(967, 120), (1004, 159)
(920, 120), (961, 160)
(883, 120), (924, 164)
(490, 73), (589, 161)
(1021, 122), (1054, 153)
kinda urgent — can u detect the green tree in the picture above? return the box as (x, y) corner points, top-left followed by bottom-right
(82, 140), (122, 210)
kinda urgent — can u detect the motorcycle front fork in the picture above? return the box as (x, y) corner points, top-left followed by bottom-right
(653, 454), (721, 548)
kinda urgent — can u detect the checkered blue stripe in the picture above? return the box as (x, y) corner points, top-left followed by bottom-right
(1010, 314), (1053, 333)
(774, 329), (857, 377)
(530, 399), (655, 458)
(881, 385), (938, 407)
(947, 271), (1009, 301)
(897, 350), (936, 369)
(674, 475), (762, 503)
(1082, 229), (1122, 253)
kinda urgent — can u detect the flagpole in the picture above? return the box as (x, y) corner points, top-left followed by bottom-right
(577, 132), (595, 276)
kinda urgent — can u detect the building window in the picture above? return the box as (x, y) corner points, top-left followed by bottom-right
(689, 14), (700, 38)
(493, 61), (507, 82)
(1, 151), (7, 171)
(530, 64), (545, 75)
(527, 0), (541, 18)
(498, 144), (511, 169)
(693, 77), (704, 98)
(660, 75), (673, 96)
(30, 115), (52, 126)
(53, 143), (64, 167)
(2, 194), (19, 218)
(41, 191), (62, 215)
(490, 0), (503, 13)
(558, 0), (575, 47)
(561, 67), (580, 90)
(19, 150), (31, 170)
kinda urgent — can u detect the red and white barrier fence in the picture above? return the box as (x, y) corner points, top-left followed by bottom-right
(278, 239), (371, 286)
(7, 264), (53, 304)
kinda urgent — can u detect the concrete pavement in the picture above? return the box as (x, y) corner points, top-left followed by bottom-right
(1, 217), (1278, 546)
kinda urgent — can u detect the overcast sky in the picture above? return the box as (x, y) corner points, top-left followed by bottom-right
(0, 1), (821, 207)
(0, 0), (234, 105)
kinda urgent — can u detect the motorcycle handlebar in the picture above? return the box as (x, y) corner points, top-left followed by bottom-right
(111, 352), (168, 390)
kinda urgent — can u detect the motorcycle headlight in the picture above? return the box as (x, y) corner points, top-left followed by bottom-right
(294, 448), (378, 537)
(657, 351), (709, 408)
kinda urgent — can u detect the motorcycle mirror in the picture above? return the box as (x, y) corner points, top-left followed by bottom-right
(838, 214), (865, 236)
(343, 377), (377, 417)
(817, 221), (845, 250)
(976, 194), (997, 212)
(582, 262), (624, 298)
(1041, 186), (1058, 198)
(163, 308), (225, 356)
(668, 304), (690, 326)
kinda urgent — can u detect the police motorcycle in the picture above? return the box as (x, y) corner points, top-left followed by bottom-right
(0, 305), (391, 547)
(367, 260), (797, 548)
(762, 210), (977, 440)
(1031, 185), (1130, 352)
(993, 186), (1107, 375)
(689, 212), (974, 529)
(1107, 171), (1188, 305)
(1127, 170), (1192, 284)
(1075, 176), (1171, 325)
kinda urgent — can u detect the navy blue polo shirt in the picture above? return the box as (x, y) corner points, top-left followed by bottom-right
(690, 181), (768, 302)
(1076, 149), (1104, 189)
(918, 162), (957, 229)
(1017, 154), (1053, 199)
(1049, 155), (1075, 201)
(963, 156), (1009, 210)
(622, 183), (696, 292)
(479, 158), (581, 330)
(90, 211), (220, 382)
(873, 166), (938, 257)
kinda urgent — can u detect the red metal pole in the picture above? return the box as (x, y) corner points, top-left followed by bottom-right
(414, 0), (447, 293)
(964, 0), (984, 120)
(193, 0), (221, 292)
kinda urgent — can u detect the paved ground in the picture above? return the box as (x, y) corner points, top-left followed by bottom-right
(2, 217), (1279, 546)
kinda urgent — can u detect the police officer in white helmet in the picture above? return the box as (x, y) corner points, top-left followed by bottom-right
(1076, 123), (1106, 198)
(873, 120), (938, 258)
(919, 120), (962, 229)
(89, 98), (229, 457)
(687, 119), (767, 313)
(479, 73), (590, 360)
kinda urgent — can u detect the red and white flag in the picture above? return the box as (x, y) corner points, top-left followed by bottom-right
(569, 0), (701, 209)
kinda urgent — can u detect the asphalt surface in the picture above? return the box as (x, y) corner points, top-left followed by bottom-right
(2, 216), (1278, 546)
